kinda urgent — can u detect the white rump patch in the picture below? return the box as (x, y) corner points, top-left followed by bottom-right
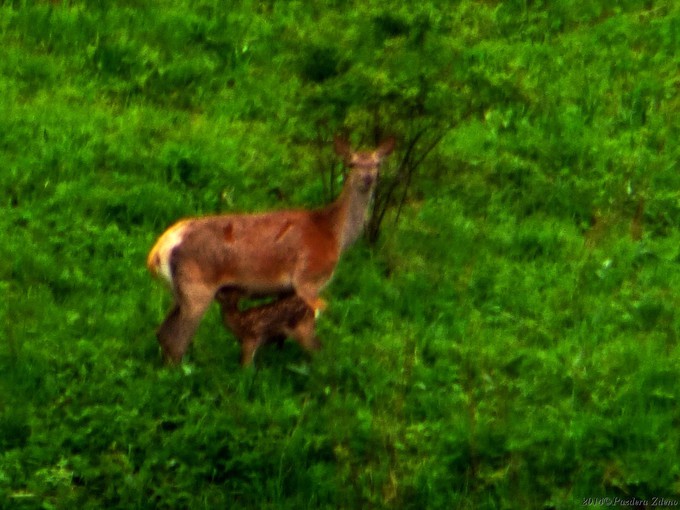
(154, 221), (189, 286)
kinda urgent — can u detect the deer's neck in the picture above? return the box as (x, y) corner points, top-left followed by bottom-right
(328, 183), (373, 253)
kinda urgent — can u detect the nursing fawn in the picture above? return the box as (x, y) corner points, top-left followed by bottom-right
(147, 136), (395, 363)
(215, 288), (318, 366)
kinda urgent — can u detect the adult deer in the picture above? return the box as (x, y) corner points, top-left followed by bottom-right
(147, 136), (395, 363)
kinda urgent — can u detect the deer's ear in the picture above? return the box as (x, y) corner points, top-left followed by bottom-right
(333, 135), (352, 159)
(376, 137), (396, 158)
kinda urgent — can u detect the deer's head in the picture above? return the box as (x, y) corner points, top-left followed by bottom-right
(334, 136), (396, 193)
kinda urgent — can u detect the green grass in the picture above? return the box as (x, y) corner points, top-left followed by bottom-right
(2, 1), (680, 508)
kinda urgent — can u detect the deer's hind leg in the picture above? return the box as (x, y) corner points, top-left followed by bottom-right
(157, 279), (216, 364)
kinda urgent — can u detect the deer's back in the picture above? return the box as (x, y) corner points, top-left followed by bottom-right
(163, 209), (340, 291)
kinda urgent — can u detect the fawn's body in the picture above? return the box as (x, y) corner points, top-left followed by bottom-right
(147, 137), (394, 363)
(215, 288), (318, 365)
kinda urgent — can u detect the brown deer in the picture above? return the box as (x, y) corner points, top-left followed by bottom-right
(147, 136), (395, 363)
(215, 288), (318, 366)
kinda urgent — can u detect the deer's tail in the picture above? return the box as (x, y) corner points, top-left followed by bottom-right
(147, 220), (190, 287)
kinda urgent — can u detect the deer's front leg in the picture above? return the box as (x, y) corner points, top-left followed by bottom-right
(292, 232), (339, 315)
(293, 282), (327, 317)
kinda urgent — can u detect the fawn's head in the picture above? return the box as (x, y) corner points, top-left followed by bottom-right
(215, 287), (242, 310)
(334, 136), (396, 193)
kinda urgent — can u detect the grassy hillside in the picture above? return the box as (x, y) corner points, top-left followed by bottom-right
(1, 1), (680, 508)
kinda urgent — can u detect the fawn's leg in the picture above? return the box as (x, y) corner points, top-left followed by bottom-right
(289, 313), (321, 352)
(215, 291), (261, 365)
(240, 336), (262, 366)
(217, 299), (232, 332)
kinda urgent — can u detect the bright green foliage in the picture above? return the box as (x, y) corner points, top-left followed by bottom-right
(1, 1), (680, 509)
